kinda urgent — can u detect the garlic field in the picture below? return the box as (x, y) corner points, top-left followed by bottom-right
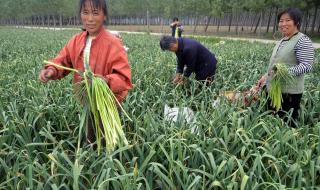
(0, 28), (319, 189)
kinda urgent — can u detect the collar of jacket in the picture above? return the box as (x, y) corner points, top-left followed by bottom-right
(77, 27), (107, 58)
(83, 27), (107, 44)
(88, 27), (107, 41)
(282, 31), (299, 41)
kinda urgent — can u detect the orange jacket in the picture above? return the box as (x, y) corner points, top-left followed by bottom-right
(45, 28), (132, 103)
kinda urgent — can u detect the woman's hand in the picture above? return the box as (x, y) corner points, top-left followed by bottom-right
(256, 75), (267, 88)
(170, 21), (178, 27)
(39, 68), (56, 83)
(94, 74), (109, 84)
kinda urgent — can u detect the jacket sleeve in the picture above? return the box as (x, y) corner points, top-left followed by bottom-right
(44, 38), (74, 80)
(176, 57), (184, 74)
(183, 49), (197, 77)
(104, 45), (133, 102)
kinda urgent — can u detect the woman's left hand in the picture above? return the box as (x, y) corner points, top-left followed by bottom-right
(268, 68), (274, 76)
(94, 74), (109, 84)
(256, 75), (267, 88)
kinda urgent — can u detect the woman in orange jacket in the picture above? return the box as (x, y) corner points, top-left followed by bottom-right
(39, 0), (132, 144)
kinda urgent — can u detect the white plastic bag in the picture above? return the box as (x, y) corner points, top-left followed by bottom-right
(164, 104), (195, 124)
(164, 105), (200, 134)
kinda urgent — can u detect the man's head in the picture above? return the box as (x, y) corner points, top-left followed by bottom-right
(160, 36), (178, 52)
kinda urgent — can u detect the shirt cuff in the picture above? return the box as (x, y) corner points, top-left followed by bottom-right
(183, 71), (191, 78)
(176, 68), (183, 74)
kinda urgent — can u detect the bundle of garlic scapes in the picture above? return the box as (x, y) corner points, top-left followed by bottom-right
(268, 64), (294, 111)
(44, 60), (130, 154)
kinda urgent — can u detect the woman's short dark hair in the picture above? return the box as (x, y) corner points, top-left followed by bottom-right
(79, 0), (108, 18)
(173, 17), (179, 22)
(160, 36), (177, 51)
(277, 8), (302, 29)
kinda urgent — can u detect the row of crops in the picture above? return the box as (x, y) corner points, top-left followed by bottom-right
(0, 28), (319, 189)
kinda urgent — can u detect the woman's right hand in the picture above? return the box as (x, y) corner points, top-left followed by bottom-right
(256, 75), (267, 88)
(39, 68), (56, 83)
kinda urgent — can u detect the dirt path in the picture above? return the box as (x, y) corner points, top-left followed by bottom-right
(207, 36), (320, 49)
(118, 30), (320, 49)
(18, 26), (320, 49)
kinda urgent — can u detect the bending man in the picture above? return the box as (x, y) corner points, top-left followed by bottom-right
(160, 36), (217, 85)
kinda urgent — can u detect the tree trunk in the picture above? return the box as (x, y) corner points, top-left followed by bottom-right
(303, 10), (309, 34)
(259, 12), (263, 36)
(241, 12), (248, 32)
(53, 15), (56, 28)
(147, 10), (150, 33)
(41, 16), (45, 26)
(266, 7), (272, 33)
(228, 13), (233, 32)
(251, 12), (257, 31)
(254, 13), (261, 33)
(193, 16), (199, 33)
(204, 15), (212, 33)
(311, 6), (318, 33)
(59, 15), (63, 28)
(235, 13), (239, 34)
(273, 7), (279, 33)
(160, 17), (164, 34)
(217, 18), (221, 32)
(47, 15), (50, 27)
(68, 17), (72, 25)
(318, 17), (320, 32)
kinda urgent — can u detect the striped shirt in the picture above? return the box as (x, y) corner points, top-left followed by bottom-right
(277, 35), (315, 76)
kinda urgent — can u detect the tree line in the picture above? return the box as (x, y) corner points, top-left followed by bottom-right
(0, 0), (319, 34)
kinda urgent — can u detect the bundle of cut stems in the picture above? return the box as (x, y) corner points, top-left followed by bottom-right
(44, 61), (130, 154)
(268, 64), (294, 111)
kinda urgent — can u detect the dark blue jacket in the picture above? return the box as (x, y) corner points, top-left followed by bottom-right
(176, 38), (217, 80)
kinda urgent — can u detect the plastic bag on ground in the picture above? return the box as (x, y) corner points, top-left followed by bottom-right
(164, 104), (195, 124)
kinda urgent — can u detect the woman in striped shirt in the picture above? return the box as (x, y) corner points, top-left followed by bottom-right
(256, 8), (315, 127)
